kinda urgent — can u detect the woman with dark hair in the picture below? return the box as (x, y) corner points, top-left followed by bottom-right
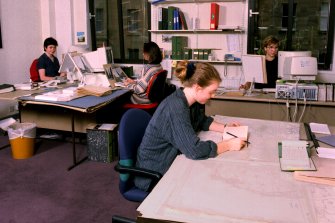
(240, 35), (280, 89)
(124, 41), (163, 104)
(134, 61), (246, 191)
(37, 37), (66, 81)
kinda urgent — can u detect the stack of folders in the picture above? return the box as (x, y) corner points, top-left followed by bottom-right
(316, 135), (335, 159)
(278, 140), (316, 171)
(77, 85), (113, 97)
(294, 156), (335, 186)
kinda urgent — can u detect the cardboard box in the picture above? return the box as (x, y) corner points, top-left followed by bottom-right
(86, 124), (118, 163)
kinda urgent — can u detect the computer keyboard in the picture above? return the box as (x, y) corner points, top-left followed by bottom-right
(114, 82), (125, 87)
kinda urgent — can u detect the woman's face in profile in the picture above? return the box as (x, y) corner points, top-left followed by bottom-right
(194, 81), (219, 104)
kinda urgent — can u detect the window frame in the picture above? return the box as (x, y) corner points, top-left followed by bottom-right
(247, 0), (335, 71)
(89, 0), (151, 64)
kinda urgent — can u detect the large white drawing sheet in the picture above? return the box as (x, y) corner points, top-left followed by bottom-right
(138, 155), (317, 223)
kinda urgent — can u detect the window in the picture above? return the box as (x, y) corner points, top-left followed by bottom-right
(95, 8), (104, 33)
(281, 3), (296, 31)
(89, 0), (150, 64)
(248, 0), (335, 70)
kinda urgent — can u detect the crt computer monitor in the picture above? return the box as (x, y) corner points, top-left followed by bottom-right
(278, 51), (312, 79)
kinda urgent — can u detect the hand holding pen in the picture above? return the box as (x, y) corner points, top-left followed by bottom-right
(226, 132), (251, 147)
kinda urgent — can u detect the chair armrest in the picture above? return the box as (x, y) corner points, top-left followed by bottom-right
(114, 163), (162, 191)
(112, 215), (136, 223)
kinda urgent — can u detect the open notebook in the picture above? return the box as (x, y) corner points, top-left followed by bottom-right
(278, 140), (316, 171)
(222, 126), (248, 141)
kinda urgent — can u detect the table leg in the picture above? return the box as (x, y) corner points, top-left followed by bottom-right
(67, 112), (88, 171)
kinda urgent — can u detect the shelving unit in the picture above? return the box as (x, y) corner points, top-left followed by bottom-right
(150, 0), (247, 88)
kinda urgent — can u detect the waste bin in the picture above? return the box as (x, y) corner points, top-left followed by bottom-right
(7, 123), (36, 159)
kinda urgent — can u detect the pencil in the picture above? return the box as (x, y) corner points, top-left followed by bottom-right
(226, 132), (251, 145)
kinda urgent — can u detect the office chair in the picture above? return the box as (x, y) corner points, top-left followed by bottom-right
(111, 215), (136, 223)
(114, 108), (162, 202)
(29, 59), (41, 82)
(123, 70), (168, 115)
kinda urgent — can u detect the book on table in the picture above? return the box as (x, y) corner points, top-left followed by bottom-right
(278, 140), (316, 171)
(0, 84), (15, 94)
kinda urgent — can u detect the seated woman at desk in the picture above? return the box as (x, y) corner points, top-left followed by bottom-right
(123, 41), (163, 104)
(37, 37), (66, 81)
(240, 35), (280, 90)
(134, 61), (246, 191)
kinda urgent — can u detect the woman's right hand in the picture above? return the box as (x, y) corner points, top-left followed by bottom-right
(217, 138), (246, 154)
(123, 78), (135, 86)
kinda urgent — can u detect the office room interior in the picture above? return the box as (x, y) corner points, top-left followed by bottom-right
(1, 0), (335, 222)
(1, 0), (335, 85)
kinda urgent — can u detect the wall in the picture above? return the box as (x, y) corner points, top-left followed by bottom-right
(0, 0), (42, 84)
(0, 0), (88, 84)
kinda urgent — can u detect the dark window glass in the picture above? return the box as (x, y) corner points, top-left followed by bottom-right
(89, 0), (150, 64)
(248, 0), (334, 70)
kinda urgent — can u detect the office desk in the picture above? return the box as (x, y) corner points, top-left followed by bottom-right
(206, 93), (335, 125)
(137, 116), (335, 223)
(18, 89), (130, 170)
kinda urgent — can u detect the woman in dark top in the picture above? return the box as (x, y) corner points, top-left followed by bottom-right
(135, 61), (246, 191)
(241, 35), (280, 89)
(37, 37), (66, 81)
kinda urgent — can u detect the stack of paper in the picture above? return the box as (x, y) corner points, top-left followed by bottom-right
(294, 156), (335, 186)
(317, 147), (335, 159)
(309, 122), (331, 135)
(77, 85), (113, 97)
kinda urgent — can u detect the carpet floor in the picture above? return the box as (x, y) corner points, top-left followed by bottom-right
(0, 136), (139, 223)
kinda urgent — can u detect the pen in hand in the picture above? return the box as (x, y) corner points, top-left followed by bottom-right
(226, 132), (251, 145)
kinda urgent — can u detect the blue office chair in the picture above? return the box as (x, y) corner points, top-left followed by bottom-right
(114, 108), (162, 202)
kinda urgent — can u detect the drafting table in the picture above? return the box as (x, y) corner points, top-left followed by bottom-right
(137, 116), (335, 223)
(18, 88), (131, 170)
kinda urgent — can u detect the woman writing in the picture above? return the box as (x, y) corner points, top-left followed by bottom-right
(135, 61), (246, 191)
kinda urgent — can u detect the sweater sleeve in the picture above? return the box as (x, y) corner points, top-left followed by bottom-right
(127, 65), (162, 95)
(165, 102), (217, 160)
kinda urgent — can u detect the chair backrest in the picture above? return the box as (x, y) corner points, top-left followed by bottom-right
(146, 70), (167, 103)
(30, 59), (40, 82)
(118, 108), (152, 201)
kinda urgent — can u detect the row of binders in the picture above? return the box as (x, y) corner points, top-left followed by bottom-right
(158, 6), (188, 30)
(157, 3), (223, 30)
(317, 83), (335, 102)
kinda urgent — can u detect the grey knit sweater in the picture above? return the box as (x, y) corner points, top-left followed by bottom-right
(134, 88), (218, 191)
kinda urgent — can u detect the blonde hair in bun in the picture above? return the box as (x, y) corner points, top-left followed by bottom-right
(175, 60), (221, 87)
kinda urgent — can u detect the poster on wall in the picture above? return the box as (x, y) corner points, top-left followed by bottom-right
(76, 32), (86, 45)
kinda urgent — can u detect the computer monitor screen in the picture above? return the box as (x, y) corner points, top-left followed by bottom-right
(59, 53), (77, 73)
(278, 51), (312, 79)
(59, 53), (85, 82)
(82, 47), (113, 72)
(242, 54), (267, 84)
